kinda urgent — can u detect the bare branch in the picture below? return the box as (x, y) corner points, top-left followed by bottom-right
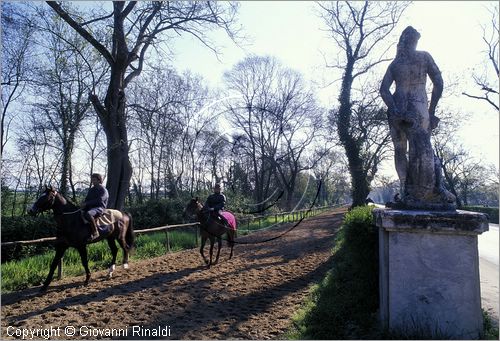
(462, 92), (499, 110)
(45, 1), (114, 65)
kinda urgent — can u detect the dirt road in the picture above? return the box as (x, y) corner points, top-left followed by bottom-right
(1, 208), (346, 340)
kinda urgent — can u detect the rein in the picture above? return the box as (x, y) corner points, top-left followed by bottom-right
(42, 191), (80, 216)
(62, 209), (82, 215)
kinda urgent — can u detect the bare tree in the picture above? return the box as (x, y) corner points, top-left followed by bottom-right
(128, 66), (211, 199)
(224, 55), (325, 210)
(1, 3), (35, 156)
(223, 56), (282, 210)
(46, 1), (239, 209)
(313, 149), (351, 205)
(317, 1), (408, 207)
(16, 112), (60, 201)
(434, 142), (486, 208)
(432, 108), (487, 208)
(128, 66), (182, 200)
(270, 73), (325, 210)
(30, 10), (104, 198)
(462, 4), (499, 111)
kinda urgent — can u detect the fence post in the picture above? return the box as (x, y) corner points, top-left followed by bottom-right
(275, 214), (277, 224)
(57, 257), (63, 280)
(165, 230), (171, 253)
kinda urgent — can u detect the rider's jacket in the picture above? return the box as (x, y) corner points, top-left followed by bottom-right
(204, 193), (226, 211)
(83, 184), (109, 211)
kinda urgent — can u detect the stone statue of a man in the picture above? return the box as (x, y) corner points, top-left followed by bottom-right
(380, 26), (455, 210)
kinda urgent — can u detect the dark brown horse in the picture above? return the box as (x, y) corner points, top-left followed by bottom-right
(28, 186), (134, 291)
(185, 198), (236, 267)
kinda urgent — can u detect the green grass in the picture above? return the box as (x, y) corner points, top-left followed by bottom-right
(287, 205), (379, 340)
(483, 309), (499, 340)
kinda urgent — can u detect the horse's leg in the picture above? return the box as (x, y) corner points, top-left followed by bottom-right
(121, 215), (134, 269)
(208, 237), (215, 268)
(40, 243), (67, 292)
(214, 236), (222, 265)
(77, 246), (91, 286)
(228, 230), (234, 260)
(107, 237), (118, 278)
(200, 235), (209, 265)
(116, 230), (129, 270)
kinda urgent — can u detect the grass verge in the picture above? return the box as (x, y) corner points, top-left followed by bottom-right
(287, 205), (379, 339)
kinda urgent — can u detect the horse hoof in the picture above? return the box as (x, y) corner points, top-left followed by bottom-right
(39, 286), (48, 293)
(108, 272), (113, 279)
(123, 263), (129, 270)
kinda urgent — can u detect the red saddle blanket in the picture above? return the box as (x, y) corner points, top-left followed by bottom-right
(221, 211), (237, 230)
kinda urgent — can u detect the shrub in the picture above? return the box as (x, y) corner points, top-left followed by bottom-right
(1, 215), (57, 262)
(463, 206), (498, 224)
(127, 197), (190, 230)
(289, 205), (379, 339)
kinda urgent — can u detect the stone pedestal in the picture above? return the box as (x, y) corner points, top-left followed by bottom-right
(373, 208), (489, 339)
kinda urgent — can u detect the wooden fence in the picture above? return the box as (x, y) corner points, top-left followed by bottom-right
(1, 205), (335, 279)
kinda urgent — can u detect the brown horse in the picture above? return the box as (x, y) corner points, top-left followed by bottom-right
(28, 186), (134, 291)
(185, 198), (236, 267)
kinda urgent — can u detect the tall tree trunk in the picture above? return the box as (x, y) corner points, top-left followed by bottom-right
(91, 69), (132, 210)
(337, 60), (369, 207)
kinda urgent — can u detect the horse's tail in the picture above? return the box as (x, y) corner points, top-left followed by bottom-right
(124, 212), (135, 252)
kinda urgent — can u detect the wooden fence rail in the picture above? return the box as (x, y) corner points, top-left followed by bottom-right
(1, 205), (335, 279)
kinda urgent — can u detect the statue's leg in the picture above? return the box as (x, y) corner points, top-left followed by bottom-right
(407, 126), (435, 202)
(389, 124), (408, 197)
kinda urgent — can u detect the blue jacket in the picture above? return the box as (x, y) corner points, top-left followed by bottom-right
(84, 184), (109, 210)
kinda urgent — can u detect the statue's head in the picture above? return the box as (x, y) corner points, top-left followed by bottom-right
(397, 26), (421, 52)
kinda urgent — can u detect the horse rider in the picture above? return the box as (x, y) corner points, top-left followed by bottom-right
(81, 173), (109, 241)
(204, 183), (229, 227)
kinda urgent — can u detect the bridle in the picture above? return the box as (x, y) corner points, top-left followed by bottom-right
(31, 190), (57, 215)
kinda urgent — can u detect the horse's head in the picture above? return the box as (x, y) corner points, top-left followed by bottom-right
(184, 197), (203, 219)
(28, 185), (59, 216)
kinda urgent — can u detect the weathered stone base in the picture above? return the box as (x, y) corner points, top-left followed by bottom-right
(374, 208), (489, 339)
(386, 200), (456, 211)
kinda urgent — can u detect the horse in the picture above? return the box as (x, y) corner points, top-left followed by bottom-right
(184, 198), (236, 268)
(28, 186), (134, 291)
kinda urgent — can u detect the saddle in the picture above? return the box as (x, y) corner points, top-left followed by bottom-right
(82, 209), (123, 235)
(95, 209), (123, 226)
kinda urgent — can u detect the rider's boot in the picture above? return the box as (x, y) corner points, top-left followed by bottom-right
(88, 216), (100, 242)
